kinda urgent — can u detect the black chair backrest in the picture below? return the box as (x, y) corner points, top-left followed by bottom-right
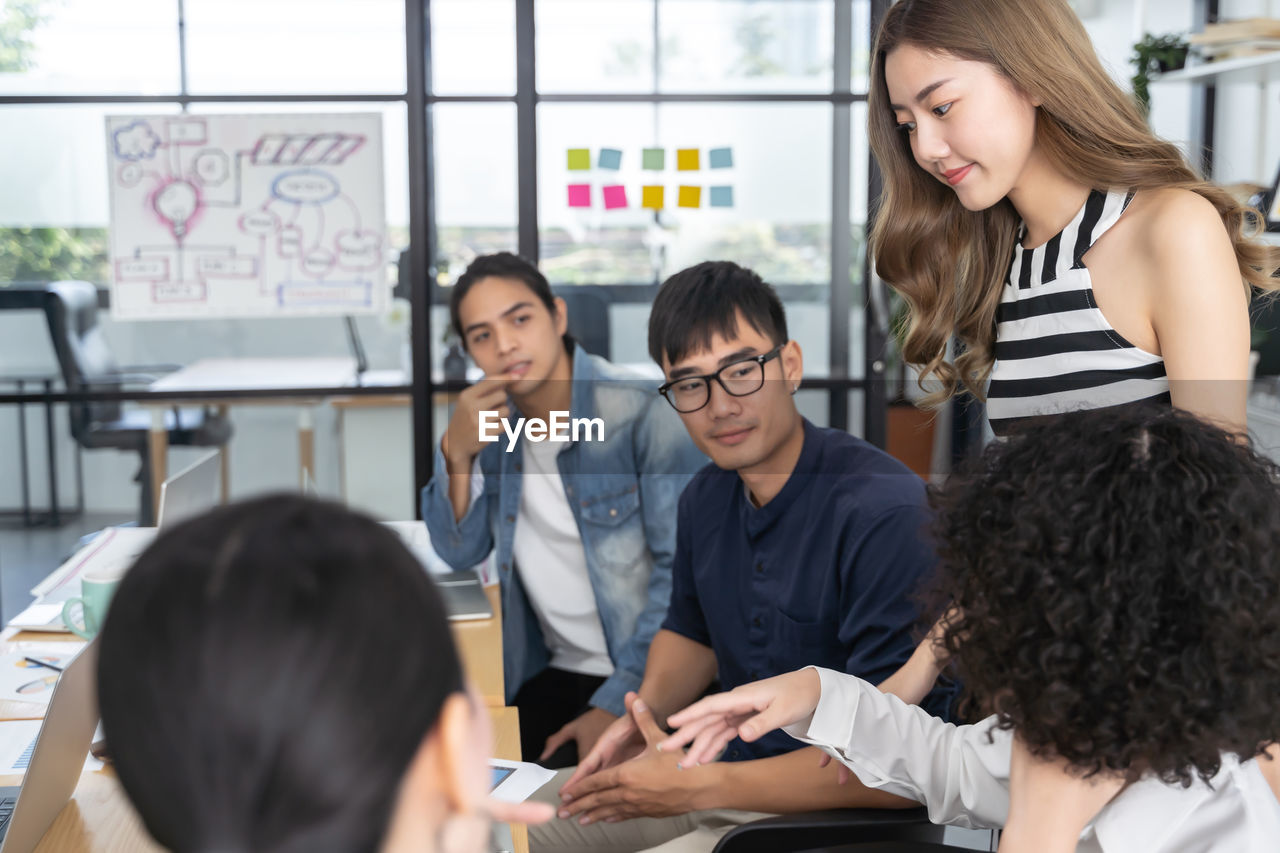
(554, 285), (611, 360)
(43, 281), (122, 438)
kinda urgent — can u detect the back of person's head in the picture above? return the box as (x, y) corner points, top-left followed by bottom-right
(868, 0), (1277, 407)
(98, 495), (465, 853)
(449, 252), (571, 352)
(929, 405), (1280, 786)
(647, 260), (788, 368)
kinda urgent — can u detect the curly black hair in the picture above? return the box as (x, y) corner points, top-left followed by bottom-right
(928, 404), (1280, 786)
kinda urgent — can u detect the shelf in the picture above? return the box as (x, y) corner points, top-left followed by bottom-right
(1154, 51), (1280, 84)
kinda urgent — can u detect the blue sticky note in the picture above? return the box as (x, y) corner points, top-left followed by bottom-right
(709, 186), (734, 207)
(708, 147), (733, 169)
(598, 148), (622, 170)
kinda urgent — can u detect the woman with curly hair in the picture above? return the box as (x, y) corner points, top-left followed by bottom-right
(657, 406), (1280, 851)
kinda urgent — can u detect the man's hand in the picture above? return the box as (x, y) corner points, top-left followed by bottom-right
(998, 734), (1126, 853)
(540, 707), (619, 764)
(658, 668), (822, 767)
(559, 694), (646, 795)
(557, 694), (708, 824)
(443, 374), (516, 473)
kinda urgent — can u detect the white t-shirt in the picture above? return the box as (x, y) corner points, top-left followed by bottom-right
(511, 437), (614, 677)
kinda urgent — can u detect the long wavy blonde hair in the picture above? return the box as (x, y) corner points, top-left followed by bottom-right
(869, 0), (1280, 406)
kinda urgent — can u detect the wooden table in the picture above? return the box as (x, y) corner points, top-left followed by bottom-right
(3, 585), (528, 852)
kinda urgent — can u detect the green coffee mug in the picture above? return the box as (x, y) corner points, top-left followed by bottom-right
(61, 572), (121, 640)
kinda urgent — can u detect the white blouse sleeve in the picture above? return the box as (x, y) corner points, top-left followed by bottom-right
(782, 666), (1012, 830)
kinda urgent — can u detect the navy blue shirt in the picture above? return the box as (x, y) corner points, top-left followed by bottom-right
(662, 418), (956, 761)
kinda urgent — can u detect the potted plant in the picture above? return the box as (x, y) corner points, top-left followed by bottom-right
(1130, 32), (1190, 114)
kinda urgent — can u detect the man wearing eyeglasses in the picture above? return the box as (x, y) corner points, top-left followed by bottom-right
(530, 261), (956, 853)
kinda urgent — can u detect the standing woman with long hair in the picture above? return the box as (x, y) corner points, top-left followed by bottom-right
(873, 0), (1278, 434)
(869, 0), (1280, 706)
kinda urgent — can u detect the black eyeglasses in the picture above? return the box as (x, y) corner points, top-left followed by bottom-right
(658, 343), (787, 413)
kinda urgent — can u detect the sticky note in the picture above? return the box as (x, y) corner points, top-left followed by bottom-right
(598, 148), (622, 170)
(567, 148), (591, 170)
(677, 185), (701, 208)
(708, 147), (733, 169)
(642, 148), (665, 170)
(602, 185), (628, 209)
(709, 186), (734, 207)
(676, 148), (700, 171)
(567, 183), (591, 207)
(641, 185), (665, 210)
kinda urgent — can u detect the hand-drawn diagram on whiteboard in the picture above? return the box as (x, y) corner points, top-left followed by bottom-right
(106, 113), (387, 320)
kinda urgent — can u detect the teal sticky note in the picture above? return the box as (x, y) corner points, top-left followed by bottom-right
(598, 148), (622, 170)
(709, 186), (734, 208)
(708, 147), (733, 169)
(641, 148), (665, 170)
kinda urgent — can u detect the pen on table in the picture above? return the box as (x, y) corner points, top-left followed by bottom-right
(23, 657), (63, 672)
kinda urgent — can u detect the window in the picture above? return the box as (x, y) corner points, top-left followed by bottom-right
(0, 0), (884, 504)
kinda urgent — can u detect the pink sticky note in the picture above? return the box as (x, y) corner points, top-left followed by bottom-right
(602, 185), (628, 210)
(567, 184), (591, 208)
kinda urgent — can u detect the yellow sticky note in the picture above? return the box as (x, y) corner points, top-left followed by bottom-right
(677, 185), (701, 208)
(641, 185), (665, 210)
(676, 148), (700, 171)
(567, 148), (591, 170)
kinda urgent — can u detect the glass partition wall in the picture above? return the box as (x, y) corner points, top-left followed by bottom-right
(0, 0), (887, 517)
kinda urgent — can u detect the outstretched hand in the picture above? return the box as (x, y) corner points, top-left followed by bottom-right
(658, 668), (822, 768)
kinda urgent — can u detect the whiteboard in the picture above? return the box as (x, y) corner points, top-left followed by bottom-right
(105, 113), (387, 320)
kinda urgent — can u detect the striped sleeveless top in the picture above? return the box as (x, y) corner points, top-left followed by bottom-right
(985, 188), (1170, 436)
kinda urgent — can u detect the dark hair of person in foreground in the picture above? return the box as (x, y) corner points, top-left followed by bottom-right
(928, 404), (1280, 786)
(97, 494), (464, 853)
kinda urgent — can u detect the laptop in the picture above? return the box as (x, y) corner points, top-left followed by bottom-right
(383, 522), (494, 622)
(435, 570), (494, 622)
(0, 640), (98, 852)
(156, 450), (221, 529)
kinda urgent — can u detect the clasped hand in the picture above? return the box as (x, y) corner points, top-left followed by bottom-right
(554, 692), (706, 824)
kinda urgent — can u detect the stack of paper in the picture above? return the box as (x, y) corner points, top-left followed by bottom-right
(8, 527), (156, 633)
(1190, 18), (1280, 60)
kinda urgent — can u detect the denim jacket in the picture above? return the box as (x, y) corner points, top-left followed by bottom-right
(422, 345), (706, 715)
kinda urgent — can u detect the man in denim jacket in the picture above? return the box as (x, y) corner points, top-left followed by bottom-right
(422, 253), (705, 768)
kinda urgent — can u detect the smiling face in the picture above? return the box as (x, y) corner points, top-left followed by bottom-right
(456, 275), (568, 395)
(661, 309), (803, 474)
(884, 45), (1041, 211)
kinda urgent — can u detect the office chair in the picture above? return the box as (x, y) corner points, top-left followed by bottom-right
(553, 285), (612, 359)
(42, 281), (232, 526)
(712, 807), (998, 853)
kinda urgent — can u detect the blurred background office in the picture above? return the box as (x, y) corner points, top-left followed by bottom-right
(0, 0), (1277, 621)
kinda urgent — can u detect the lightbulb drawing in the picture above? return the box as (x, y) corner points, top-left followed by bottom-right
(153, 180), (201, 241)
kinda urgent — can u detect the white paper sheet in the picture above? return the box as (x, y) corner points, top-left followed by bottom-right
(488, 758), (556, 804)
(6, 604), (67, 633)
(0, 650), (78, 706)
(31, 527), (156, 603)
(0, 720), (42, 774)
